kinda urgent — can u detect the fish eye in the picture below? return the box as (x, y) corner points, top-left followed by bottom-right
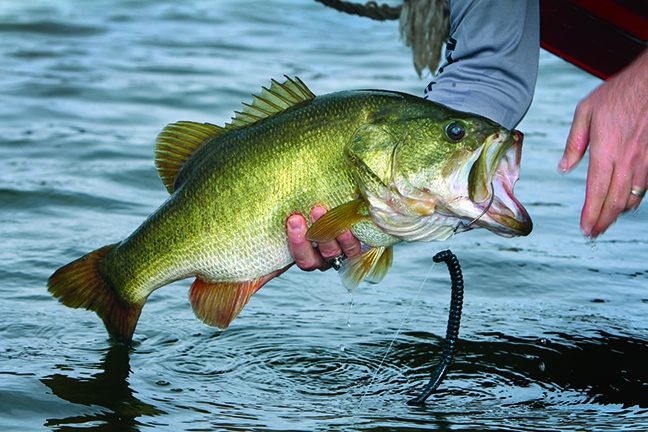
(444, 121), (466, 142)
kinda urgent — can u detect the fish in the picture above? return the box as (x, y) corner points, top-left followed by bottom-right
(48, 77), (532, 344)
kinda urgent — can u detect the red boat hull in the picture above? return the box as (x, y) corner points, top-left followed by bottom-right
(540, 0), (648, 79)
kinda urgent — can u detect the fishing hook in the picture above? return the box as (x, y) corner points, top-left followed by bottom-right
(454, 182), (495, 233)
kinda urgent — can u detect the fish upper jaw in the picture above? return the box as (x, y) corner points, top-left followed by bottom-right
(470, 130), (532, 237)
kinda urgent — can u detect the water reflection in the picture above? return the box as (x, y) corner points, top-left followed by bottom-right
(41, 344), (163, 431)
(400, 331), (648, 407)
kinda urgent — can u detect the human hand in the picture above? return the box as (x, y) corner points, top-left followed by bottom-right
(286, 206), (362, 271)
(558, 50), (648, 238)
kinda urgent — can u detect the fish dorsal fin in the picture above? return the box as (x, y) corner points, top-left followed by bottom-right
(227, 76), (315, 129)
(154, 121), (224, 193)
(154, 77), (313, 193)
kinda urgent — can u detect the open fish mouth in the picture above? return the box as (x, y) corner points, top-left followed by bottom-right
(469, 130), (532, 237)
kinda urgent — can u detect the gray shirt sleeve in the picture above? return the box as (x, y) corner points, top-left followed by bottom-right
(424, 0), (539, 129)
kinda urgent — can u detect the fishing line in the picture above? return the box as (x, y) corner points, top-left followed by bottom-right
(355, 259), (436, 412)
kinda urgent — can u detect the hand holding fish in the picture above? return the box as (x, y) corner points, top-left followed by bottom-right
(287, 207), (362, 271)
(559, 49), (648, 238)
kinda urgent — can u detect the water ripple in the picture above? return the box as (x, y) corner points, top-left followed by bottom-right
(1, 0), (647, 430)
(0, 21), (106, 36)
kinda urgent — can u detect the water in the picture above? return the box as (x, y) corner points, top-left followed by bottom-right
(1, 1), (647, 430)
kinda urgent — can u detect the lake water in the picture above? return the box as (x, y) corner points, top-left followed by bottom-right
(1, 1), (647, 431)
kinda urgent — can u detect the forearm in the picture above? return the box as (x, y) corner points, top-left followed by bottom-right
(425, 0), (540, 129)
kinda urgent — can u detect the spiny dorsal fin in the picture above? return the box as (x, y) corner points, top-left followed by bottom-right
(154, 121), (224, 193)
(227, 76), (315, 129)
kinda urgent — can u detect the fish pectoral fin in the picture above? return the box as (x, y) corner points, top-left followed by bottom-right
(339, 246), (393, 291)
(189, 265), (292, 329)
(306, 200), (368, 242)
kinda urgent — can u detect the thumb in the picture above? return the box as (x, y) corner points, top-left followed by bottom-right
(559, 100), (592, 173)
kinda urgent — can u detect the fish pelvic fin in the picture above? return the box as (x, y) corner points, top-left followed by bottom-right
(365, 246), (393, 284)
(339, 246), (393, 291)
(155, 121), (224, 193)
(47, 244), (143, 344)
(189, 265), (292, 329)
(306, 200), (368, 243)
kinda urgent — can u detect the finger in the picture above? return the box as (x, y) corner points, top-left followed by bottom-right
(310, 207), (343, 260)
(580, 151), (613, 237)
(287, 214), (327, 271)
(626, 169), (648, 211)
(591, 166), (632, 236)
(559, 99), (592, 172)
(336, 230), (362, 259)
(626, 147), (648, 210)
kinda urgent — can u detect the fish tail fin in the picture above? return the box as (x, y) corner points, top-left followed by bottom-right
(47, 243), (143, 344)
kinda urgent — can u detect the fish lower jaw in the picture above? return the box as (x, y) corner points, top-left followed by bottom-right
(481, 175), (532, 237)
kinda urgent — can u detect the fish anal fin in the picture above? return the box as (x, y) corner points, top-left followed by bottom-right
(154, 121), (224, 193)
(306, 200), (368, 243)
(189, 265), (292, 329)
(339, 246), (392, 292)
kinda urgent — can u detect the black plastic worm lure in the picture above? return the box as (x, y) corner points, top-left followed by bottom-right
(408, 249), (464, 405)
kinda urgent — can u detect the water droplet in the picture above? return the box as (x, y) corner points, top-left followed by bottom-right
(346, 292), (354, 327)
(339, 344), (345, 352)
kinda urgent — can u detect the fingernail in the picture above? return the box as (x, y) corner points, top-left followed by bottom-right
(287, 216), (302, 231)
(558, 159), (569, 173)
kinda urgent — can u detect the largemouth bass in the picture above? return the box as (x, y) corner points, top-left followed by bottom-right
(48, 77), (532, 343)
